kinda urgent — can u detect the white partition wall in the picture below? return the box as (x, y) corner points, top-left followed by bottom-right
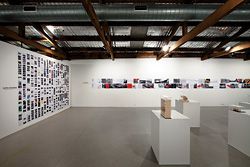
(0, 41), (70, 139)
(70, 59), (250, 107)
(228, 109), (250, 156)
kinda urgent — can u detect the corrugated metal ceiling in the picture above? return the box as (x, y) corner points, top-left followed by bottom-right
(113, 41), (130, 47)
(112, 26), (131, 36)
(180, 41), (219, 48)
(26, 26), (43, 37)
(64, 41), (104, 47)
(147, 26), (172, 36)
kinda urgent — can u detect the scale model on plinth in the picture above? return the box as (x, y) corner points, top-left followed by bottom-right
(161, 96), (171, 119)
(175, 96), (200, 127)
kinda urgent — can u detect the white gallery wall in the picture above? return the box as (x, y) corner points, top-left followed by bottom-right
(70, 58), (250, 107)
(0, 41), (70, 139)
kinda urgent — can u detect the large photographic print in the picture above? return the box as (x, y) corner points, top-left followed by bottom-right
(92, 78), (250, 89)
(17, 52), (70, 126)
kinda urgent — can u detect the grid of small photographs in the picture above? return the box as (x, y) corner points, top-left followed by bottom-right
(18, 52), (70, 126)
(92, 78), (250, 89)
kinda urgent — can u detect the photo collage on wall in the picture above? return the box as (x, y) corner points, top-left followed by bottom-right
(18, 52), (70, 126)
(92, 78), (250, 89)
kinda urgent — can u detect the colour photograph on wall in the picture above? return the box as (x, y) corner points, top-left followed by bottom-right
(92, 78), (250, 89)
(17, 52), (70, 126)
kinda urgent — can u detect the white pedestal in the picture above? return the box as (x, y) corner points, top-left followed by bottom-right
(228, 109), (250, 157)
(151, 110), (190, 165)
(175, 99), (200, 127)
(239, 102), (250, 109)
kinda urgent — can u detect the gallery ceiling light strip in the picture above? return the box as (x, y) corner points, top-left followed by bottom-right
(82, 0), (114, 60)
(0, 26), (65, 59)
(157, 0), (246, 60)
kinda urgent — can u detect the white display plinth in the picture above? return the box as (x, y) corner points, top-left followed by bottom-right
(175, 99), (200, 127)
(228, 109), (250, 157)
(239, 102), (250, 109)
(151, 110), (190, 165)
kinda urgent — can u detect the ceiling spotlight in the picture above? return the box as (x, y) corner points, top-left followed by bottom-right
(51, 47), (55, 50)
(162, 45), (170, 52)
(225, 46), (231, 52)
(46, 25), (55, 33)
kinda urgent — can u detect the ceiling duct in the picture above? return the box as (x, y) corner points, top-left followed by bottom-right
(0, 4), (250, 22)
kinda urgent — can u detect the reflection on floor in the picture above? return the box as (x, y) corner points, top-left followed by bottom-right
(0, 107), (249, 167)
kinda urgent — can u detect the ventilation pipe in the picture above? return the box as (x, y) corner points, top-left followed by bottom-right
(0, 4), (249, 22)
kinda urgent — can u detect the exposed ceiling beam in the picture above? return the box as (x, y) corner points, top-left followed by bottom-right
(18, 24), (25, 38)
(2, 35), (249, 42)
(67, 52), (203, 60)
(202, 41), (250, 59)
(67, 52), (244, 60)
(201, 26), (249, 60)
(82, 0), (114, 60)
(102, 22), (113, 51)
(18, 24), (25, 47)
(0, 26), (65, 59)
(182, 22), (188, 36)
(32, 24), (66, 55)
(157, 0), (246, 60)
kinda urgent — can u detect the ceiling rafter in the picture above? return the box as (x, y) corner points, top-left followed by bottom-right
(204, 42), (250, 60)
(182, 22), (188, 36)
(18, 24), (25, 38)
(102, 22), (113, 51)
(82, 0), (114, 60)
(157, 0), (246, 60)
(201, 26), (249, 60)
(0, 26), (65, 59)
(32, 24), (66, 55)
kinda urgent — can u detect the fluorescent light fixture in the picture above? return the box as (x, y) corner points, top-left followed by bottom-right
(51, 47), (55, 50)
(46, 25), (55, 33)
(162, 45), (170, 52)
(225, 46), (231, 52)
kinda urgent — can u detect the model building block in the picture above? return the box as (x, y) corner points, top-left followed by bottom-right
(229, 105), (244, 112)
(161, 97), (171, 119)
(180, 95), (189, 102)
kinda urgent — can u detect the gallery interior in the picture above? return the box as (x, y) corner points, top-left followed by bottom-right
(0, 0), (250, 167)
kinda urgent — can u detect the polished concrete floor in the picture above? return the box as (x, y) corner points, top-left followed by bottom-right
(0, 107), (249, 167)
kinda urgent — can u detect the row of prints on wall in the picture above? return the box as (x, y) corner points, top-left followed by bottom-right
(92, 78), (250, 89)
(18, 52), (70, 126)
